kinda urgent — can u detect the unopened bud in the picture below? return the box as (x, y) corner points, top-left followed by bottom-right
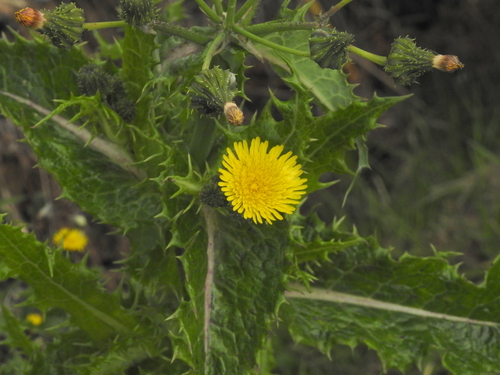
(200, 177), (229, 208)
(189, 67), (242, 123)
(309, 29), (354, 70)
(119, 0), (157, 28)
(385, 37), (463, 85)
(224, 102), (244, 126)
(432, 54), (464, 72)
(15, 7), (46, 30)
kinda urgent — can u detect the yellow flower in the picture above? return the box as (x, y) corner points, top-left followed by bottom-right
(26, 313), (43, 326)
(52, 228), (88, 252)
(218, 137), (307, 224)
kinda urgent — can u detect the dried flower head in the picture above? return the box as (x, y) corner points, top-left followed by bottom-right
(384, 37), (463, 85)
(189, 68), (243, 125)
(432, 55), (464, 72)
(224, 102), (244, 126)
(52, 227), (88, 252)
(15, 3), (85, 49)
(218, 137), (307, 224)
(15, 7), (46, 29)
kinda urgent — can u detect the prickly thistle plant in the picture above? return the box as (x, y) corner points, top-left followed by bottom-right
(2, 1), (494, 375)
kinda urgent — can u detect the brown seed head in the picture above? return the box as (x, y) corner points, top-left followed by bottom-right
(15, 7), (46, 29)
(224, 102), (244, 126)
(432, 55), (464, 72)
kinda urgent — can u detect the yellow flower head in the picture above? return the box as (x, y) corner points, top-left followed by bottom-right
(52, 227), (88, 252)
(218, 137), (307, 224)
(26, 313), (43, 326)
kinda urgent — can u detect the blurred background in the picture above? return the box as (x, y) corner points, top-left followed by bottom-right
(0, 0), (498, 374)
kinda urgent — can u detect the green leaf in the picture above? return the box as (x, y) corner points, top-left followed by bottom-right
(235, 91), (406, 190)
(1, 305), (38, 357)
(283, 230), (500, 375)
(0, 31), (162, 231)
(0, 31), (89, 113)
(172, 208), (288, 374)
(121, 26), (156, 127)
(0, 224), (137, 341)
(253, 30), (357, 111)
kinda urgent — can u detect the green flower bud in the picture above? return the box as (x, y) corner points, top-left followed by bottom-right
(189, 67), (244, 125)
(200, 177), (229, 208)
(15, 3), (85, 49)
(77, 64), (113, 97)
(384, 37), (463, 86)
(77, 64), (135, 122)
(309, 29), (355, 70)
(119, 0), (157, 28)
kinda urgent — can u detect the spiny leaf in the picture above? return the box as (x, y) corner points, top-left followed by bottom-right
(253, 30), (357, 111)
(0, 224), (137, 341)
(172, 207), (288, 375)
(282, 229), (500, 375)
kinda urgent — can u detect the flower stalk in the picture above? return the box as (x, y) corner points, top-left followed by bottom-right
(244, 21), (319, 35)
(347, 45), (387, 66)
(233, 0), (261, 25)
(193, 0), (221, 23)
(319, 0), (356, 22)
(233, 25), (310, 57)
(150, 20), (212, 45)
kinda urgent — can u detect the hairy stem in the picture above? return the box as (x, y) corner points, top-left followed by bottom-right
(225, 0), (238, 27)
(150, 20), (211, 45)
(202, 32), (227, 70)
(320, 0), (356, 21)
(233, 25), (310, 57)
(244, 21), (319, 35)
(83, 21), (127, 30)
(202, 206), (217, 356)
(212, 0), (224, 15)
(194, 0), (222, 23)
(234, 0), (260, 24)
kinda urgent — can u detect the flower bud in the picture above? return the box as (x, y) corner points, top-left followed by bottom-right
(77, 64), (113, 97)
(309, 29), (354, 70)
(189, 68), (243, 125)
(384, 37), (463, 86)
(15, 3), (85, 49)
(119, 0), (157, 28)
(200, 177), (229, 208)
(15, 7), (46, 30)
(77, 64), (136, 122)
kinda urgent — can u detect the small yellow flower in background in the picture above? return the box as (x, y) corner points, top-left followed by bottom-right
(52, 228), (88, 252)
(219, 137), (307, 224)
(26, 313), (43, 326)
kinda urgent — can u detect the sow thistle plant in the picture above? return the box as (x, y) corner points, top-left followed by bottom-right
(1, 1), (496, 375)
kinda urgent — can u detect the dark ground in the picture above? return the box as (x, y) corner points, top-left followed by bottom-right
(1, 0), (499, 374)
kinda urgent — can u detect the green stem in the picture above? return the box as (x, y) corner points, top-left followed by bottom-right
(194, 0), (222, 23)
(320, 0), (356, 21)
(225, 0), (238, 27)
(232, 25), (310, 57)
(244, 21), (318, 35)
(233, 0), (260, 24)
(202, 32), (227, 70)
(347, 45), (387, 66)
(150, 20), (211, 45)
(83, 21), (127, 31)
(212, 0), (224, 15)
